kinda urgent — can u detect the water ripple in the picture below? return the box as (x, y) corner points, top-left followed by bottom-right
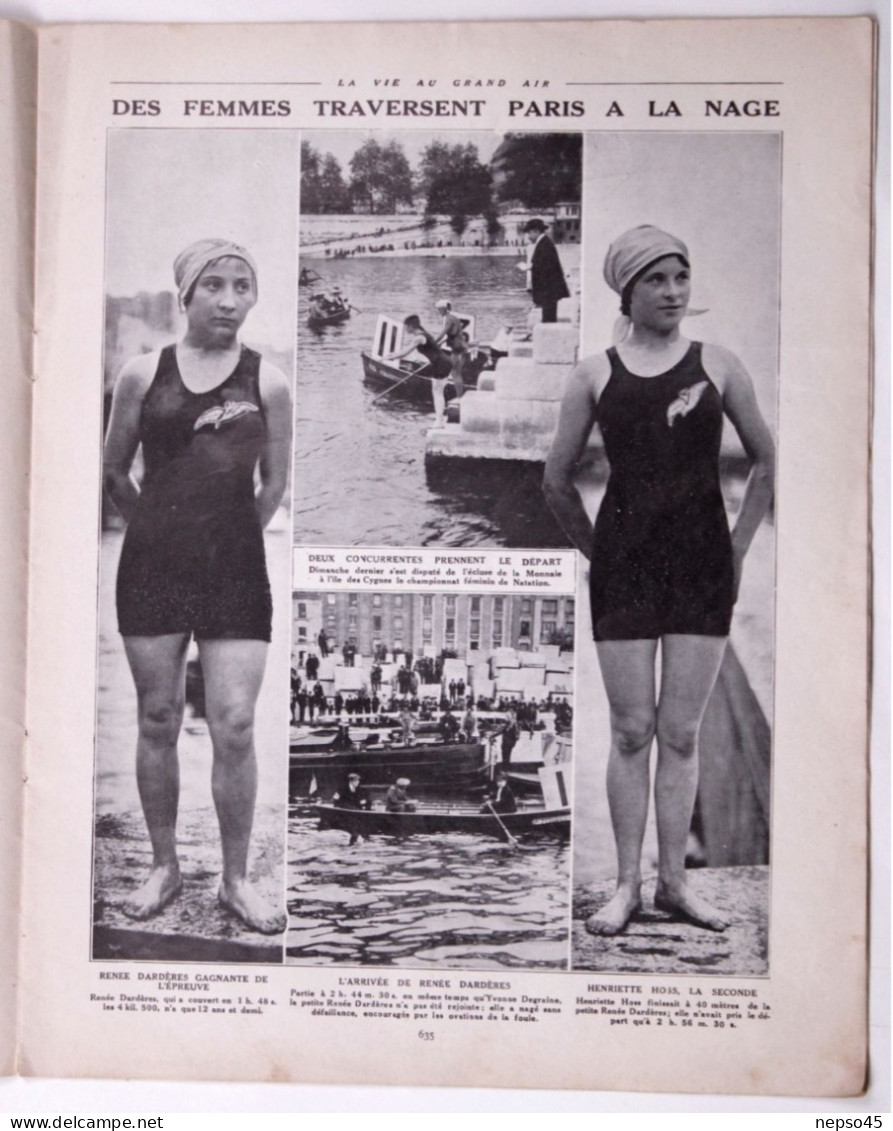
(286, 816), (569, 969)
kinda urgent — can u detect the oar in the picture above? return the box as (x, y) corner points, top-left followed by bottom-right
(484, 801), (519, 848)
(349, 303), (364, 314)
(368, 363), (425, 404)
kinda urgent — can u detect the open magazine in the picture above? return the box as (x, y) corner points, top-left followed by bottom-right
(0, 16), (875, 1093)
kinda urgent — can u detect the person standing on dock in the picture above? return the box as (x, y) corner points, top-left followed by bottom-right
(499, 709), (520, 769)
(543, 224), (774, 936)
(399, 704), (415, 746)
(518, 218), (569, 325)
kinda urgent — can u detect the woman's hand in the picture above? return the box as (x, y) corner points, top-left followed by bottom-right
(704, 344), (776, 576)
(731, 545), (746, 603)
(103, 353), (157, 524)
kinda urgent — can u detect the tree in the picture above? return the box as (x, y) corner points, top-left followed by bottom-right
(419, 141), (493, 226)
(300, 140), (323, 213)
(483, 207), (504, 245)
(417, 140), (454, 199)
(492, 134), (582, 209)
(449, 214), (468, 238)
(318, 153), (349, 213)
(301, 142), (350, 214)
(348, 139), (413, 214)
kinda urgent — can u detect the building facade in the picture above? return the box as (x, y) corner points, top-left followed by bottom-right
(292, 591), (575, 660)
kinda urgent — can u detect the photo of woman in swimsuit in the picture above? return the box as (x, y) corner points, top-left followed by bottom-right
(103, 238), (292, 936)
(544, 224), (775, 938)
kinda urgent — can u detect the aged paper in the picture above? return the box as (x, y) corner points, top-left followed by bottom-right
(20, 18), (873, 1094)
(0, 19), (35, 1078)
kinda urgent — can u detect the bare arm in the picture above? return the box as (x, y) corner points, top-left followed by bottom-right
(704, 344), (776, 595)
(256, 360), (293, 529)
(542, 356), (604, 559)
(103, 353), (155, 525)
(384, 330), (424, 362)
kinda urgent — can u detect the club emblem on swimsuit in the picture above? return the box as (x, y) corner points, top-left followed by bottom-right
(666, 381), (709, 427)
(193, 401), (260, 432)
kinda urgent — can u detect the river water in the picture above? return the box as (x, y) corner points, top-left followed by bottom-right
(294, 254), (575, 549)
(286, 811), (570, 970)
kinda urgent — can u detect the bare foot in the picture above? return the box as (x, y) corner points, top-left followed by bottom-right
(218, 879), (286, 935)
(585, 883), (641, 936)
(654, 881), (728, 931)
(122, 864), (182, 921)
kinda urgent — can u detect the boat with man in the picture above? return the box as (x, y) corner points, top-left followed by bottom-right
(307, 287), (351, 329)
(316, 800), (571, 842)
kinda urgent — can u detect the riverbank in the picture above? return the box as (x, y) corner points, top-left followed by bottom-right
(300, 211), (580, 264)
(305, 245), (523, 260)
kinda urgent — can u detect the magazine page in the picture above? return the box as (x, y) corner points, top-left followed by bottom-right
(21, 17), (873, 1092)
(0, 19), (36, 1078)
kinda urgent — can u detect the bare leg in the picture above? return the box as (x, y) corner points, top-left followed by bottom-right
(120, 634), (190, 919)
(653, 634), (728, 931)
(200, 638), (286, 935)
(431, 377), (446, 427)
(586, 640), (658, 936)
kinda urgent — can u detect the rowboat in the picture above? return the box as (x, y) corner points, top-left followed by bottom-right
(307, 305), (350, 330)
(316, 802), (571, 841)
(361, 314), (497, 404)
(289, 738), (490, 797)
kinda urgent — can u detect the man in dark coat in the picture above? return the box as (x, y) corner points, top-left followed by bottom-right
(521, 218), (569, 324)
(334, 772), (369, 810)
(333, 772), (370, 844)
(500, 709), (521, 768)
(482, 769), (517, 815)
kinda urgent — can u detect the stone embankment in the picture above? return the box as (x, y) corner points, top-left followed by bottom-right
(427, 301), (580, 464)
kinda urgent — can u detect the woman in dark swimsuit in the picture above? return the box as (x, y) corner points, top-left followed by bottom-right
(104, 239), (292, 935)
(544, 226), (775, 936)
(386, 314), (452, 427)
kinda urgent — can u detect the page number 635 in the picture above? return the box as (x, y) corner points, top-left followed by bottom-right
(418, 1030), (435, 1041)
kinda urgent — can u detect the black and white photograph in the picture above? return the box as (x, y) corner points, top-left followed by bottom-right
(295, 129), (581, 549)
(92, 130), (299, 963)
(285, 588), (574, 969)
(551, 133), (779, 975)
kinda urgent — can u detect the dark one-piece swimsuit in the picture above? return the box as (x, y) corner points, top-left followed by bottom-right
(414, 330), (453, 380)
(589, 341), (734, 642)
(116, 343), (273, 641)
